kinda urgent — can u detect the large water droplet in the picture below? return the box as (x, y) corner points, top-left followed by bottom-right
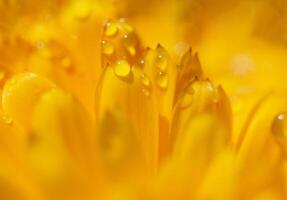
(104, 21), (118, 37)
(101, 40), (114, 55)
(156, 71), (168, 89)
(114, 60), (131, 78)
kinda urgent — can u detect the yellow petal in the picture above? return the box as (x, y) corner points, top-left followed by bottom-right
(96, 65), (159, 175)
(152, 113), (228, 199)
(2, 72), (55, 129)
(171, 79), (232, 149)
(30, 89), (99, 199)
(198, 151), (237, 200)
(101, 18), (143, 68)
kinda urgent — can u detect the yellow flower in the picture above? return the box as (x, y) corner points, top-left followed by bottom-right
(0, 0), (287, 200)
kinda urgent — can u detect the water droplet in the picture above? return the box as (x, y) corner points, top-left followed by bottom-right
(123, 34), (136, 56)
(272, 113), (287, 138)
(1, 115), (13, 126)
(101, 40), (114, 55)
(104, 21), (118, 37)
(179, 86), (194, 108)
(156, 71), (168, 89)
(140, 74), (150, 87)
(155, 54), (168, 71)
(140, 59), (145, 66)
(114, 60), (131, 78)
(140, 74), (151, 97)
(142, 88), (151, 97)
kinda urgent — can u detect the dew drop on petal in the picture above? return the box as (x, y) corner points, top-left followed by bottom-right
(272, 112), (287, 138)
(140, 74), (150, 87)
(155, 54), (168, 71)
(101, 40), (114, 55)
(140, 74), (151, 97)
(156, 71), (168, 89)
(142, 88), (151, 97)
(114, 60), (131, 78)
(104, 21), (118, 37)
(123, 34), (136, 56)
(179, 86), (194, 108)
(140, 59), (145, 66)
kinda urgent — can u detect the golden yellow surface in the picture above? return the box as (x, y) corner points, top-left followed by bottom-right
(0, 0), (287, 199)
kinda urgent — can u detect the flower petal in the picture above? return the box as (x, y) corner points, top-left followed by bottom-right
(2, 72), (55, 129)
(96, 65), (159, 175)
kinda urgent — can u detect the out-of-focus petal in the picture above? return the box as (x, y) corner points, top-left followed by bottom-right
(151, 113), (229, 199)
(96, 65), (159, 177)
(0, 121), (43, 200)
(198, 151), (237, 200)
(235, 93), (287, 199)
(29, 89), (100, 200)
(2, 72), (55, 129)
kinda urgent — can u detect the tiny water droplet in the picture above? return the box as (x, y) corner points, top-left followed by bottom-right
(140, 59), (145, 66)
(155, 54), (168, 71)
(140, 74), (150, 87)
(123, 34), (136, 56)
(104, 21), (118, 37)
(156, 71), (168, 89)
(101, 40), (114, 55)
(272, 113), (287, 138)
(179, 86), (194, 108)
(114, 60), (131, 78)
(142, 88), (151, 97)
(140, 74), (151, 97)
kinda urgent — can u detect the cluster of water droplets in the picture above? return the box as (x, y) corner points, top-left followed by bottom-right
(101, 19), (138, 81)
(101, 19), (171, 97)
(154, 48), (169, 90)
